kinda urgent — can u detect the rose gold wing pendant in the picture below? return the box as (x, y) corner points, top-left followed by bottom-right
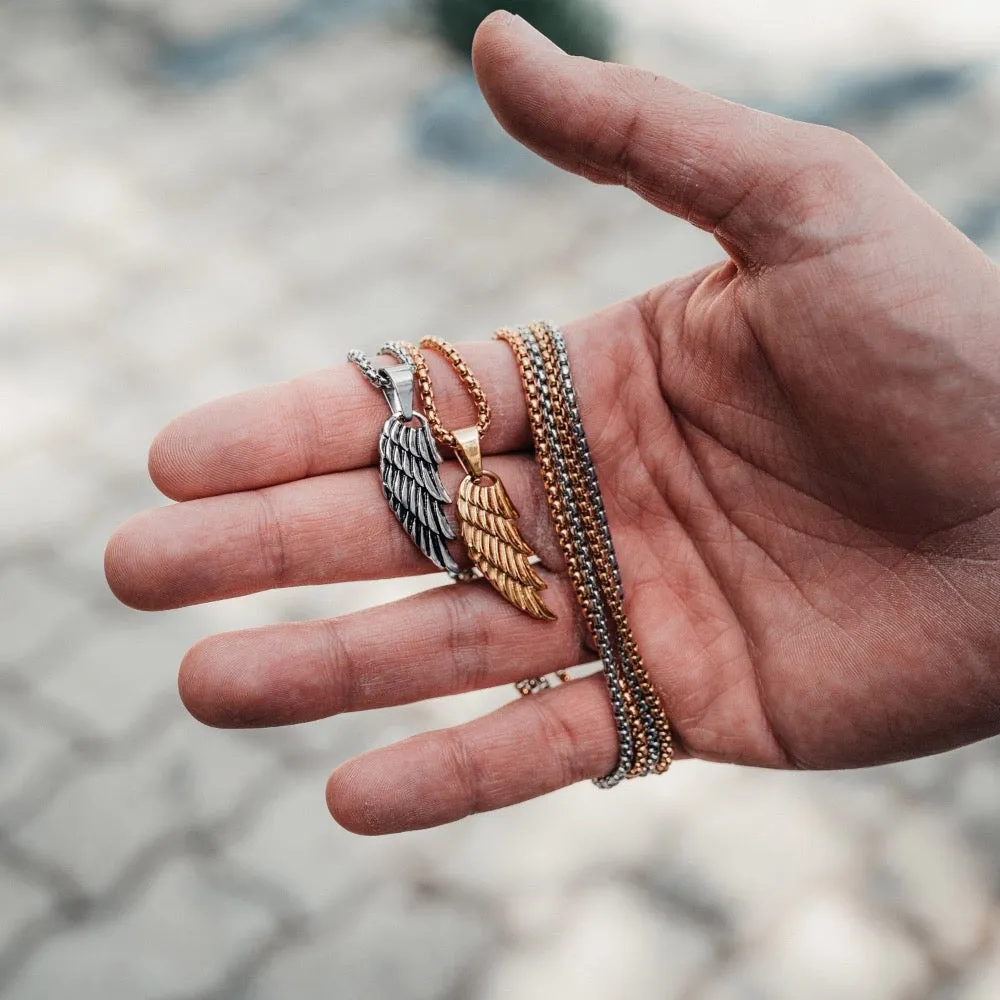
(457, 473), (556, 621)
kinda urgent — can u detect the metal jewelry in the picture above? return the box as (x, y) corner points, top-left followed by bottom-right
(389, 338), (557, 623)
(535, 322), (672, 775)
(495, 323), (673, 786)
(347, 348), (460, 577)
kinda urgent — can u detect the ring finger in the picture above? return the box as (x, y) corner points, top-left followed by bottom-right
(179, 569), (589, 728)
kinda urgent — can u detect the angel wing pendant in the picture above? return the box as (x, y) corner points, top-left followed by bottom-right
(457, 473), (556, 621)
(380, 413), (460, 576)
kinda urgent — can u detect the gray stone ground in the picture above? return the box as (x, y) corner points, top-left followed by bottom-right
(3, 1), (1000, 997)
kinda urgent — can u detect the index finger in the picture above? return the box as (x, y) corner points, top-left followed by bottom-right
(148, 340), (532, 501)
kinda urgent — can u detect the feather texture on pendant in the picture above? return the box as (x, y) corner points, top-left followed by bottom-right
(457, 474), (556, 621)
(379, 415), (459, 575)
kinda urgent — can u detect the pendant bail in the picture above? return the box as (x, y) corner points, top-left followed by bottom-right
(453, 426), (483, 479)
(379, 364), (414, 421)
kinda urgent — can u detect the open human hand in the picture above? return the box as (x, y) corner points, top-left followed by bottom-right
(105, 13), (1000, 834)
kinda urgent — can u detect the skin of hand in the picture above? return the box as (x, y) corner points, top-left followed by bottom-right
(105, 13), (1000, 834)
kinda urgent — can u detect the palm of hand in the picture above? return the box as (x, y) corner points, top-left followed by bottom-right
(106, 14), (1000, 832)
(597, 198), (1000, 771)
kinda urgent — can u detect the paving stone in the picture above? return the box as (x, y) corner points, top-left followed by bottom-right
(0, 450), (108, 551)
(852, 88), (1000, 229)
(147, 715), (279, 826)
(270, 183), (450, 297)
(0, 107), (51, 194)
(476, 268), (606, 338)
(109, 242), (286, 377)
(956, 930), (1000, 1000)
(401, 759), (728, 943)
(709, 890), (930, 1000)
(173, 587), (332, 639)
(245, 881), (494, 1000)
(157, 96), (294, 203)
(406, 177), (589, 297)
(8, 714), (271, 895)
(0, 567), (92, 672)
(981, 231), (1000, 264)
(22, 148), (170, 269)
(225, 773), (393, 914)
(249, 300), (358, 380)
(812, 771), (903, 839)
(875, 806), (992, 965)
(275, 698), (446, 769)
(661, 771), (865, 943)
(0, 702), (67, 816)
(285, 113), (413, 213)
(955, 753), (1000, 858)
(34, 615), (196, 742)
(0, 242), (122, 341)
(123, 105), (246, 203)
(264, 27), (441, 139)
(890, 749), (966, 800)
(2, 856), (275, 1000)
(0, 360), (96, 463)
(0, 861), (53, 955)
(480, 882), (714, 1000)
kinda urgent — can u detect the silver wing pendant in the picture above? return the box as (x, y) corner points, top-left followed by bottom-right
(380, 413), (460, 576)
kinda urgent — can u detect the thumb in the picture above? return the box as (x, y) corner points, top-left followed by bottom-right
(472, 12), (872, 266)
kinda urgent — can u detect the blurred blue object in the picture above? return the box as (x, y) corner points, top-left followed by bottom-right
(151, 0), (403, 84)
(411, 69), (550, 178)
(783, 61), (987, 127)
(428, 0), (614, 60)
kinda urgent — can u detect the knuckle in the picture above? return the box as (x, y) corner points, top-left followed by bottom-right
(588, 65), (659, 184)
(252, 489), (288, 585)
(778, 160), (855, 225)
(439, 728), (482, 819)
(780, 125), (878, 214)
(317, 619), (354, 714)
(725, 123), (885, 258)
(442, 586), (495, 693)
(286, 378), (323, 480)
(528, 695), (590, 788)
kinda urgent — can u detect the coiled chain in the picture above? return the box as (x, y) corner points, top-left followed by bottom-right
(496, 323), (673, 786)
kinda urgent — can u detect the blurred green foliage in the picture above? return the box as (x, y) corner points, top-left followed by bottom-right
(429, 0), (614, 61)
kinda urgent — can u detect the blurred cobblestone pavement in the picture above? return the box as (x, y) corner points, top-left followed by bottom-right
(3, 2), (1000, 998)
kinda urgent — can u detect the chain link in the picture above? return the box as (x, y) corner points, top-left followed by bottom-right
(527, 328), (655, 778)
(346, 348), (394, 390)
(377, 341), (413, 371)
(496, 327), (635, 786)
(542, 323), (673, 772)
(403, 336), (492, 451)
(531, 323), (673, 775)
(496, 324), (674, 785)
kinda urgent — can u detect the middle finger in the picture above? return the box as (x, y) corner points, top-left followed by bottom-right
(106, 453), (558, 611)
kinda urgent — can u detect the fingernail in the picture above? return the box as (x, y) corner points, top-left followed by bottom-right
(504, 13), (565, 53)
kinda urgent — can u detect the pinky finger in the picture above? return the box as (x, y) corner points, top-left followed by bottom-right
(327, 675), (621, 835)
